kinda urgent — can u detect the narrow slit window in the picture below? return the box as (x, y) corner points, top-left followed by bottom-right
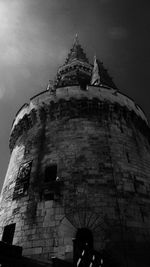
(45, 164), (57, 183)
(120, 124), (124, 133)
(2, 223), (16, 244)
(126, 152), (130, 163)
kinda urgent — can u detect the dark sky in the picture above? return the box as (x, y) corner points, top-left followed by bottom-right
(0, 0), (150, 190)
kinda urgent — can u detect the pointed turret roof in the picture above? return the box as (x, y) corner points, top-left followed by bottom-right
(65, 34), (89, 64)
(54, 36), (92, 88)
(54, 36), (117, 89)
(96, 59), (117, 89)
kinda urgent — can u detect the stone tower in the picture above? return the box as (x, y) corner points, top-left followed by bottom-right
(0, 37), (150, 267)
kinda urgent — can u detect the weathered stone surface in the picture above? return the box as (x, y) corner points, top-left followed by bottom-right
(0, 85), (150, 266)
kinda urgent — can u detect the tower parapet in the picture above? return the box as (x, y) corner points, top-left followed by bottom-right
(9, 86), (148, 152)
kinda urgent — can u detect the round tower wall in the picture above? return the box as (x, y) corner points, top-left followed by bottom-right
(0, 87), (150, 262)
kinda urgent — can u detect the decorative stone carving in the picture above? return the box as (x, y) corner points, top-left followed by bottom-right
(13, 160), (32, 200)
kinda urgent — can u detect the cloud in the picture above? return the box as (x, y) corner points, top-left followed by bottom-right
(0, 0), (67, 66)
(109, 26), (128, 40)
(0, 0), (68, 99)
(0, 0), (50, 66)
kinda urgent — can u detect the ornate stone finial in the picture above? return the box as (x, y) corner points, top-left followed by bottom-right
(47, 80), (53, 91)
(73, 33), (79, 46)
(47, 80), (56, 95)
(91, 55), (101, 86)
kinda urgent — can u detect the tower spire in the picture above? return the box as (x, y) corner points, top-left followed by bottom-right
(54, 36), (92, 88)
(65, 35), (89, 64)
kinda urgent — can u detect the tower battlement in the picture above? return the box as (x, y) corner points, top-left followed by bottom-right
(9, 85), (148, 152)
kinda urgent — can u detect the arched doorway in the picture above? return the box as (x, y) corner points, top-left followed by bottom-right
(74, 228), (93, 264)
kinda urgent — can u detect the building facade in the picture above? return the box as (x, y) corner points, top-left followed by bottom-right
(0, 38), (150, 266)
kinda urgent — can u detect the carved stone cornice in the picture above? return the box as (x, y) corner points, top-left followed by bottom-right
(9, 96), (150, 152)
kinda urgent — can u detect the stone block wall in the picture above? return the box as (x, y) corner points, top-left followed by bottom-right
(0, 86), (150, 265)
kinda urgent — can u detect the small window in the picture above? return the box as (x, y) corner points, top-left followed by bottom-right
(44, 192), (54, 201)
(80, 82), (87, 90)
(126, 152), (130, 163)
(120, 124), (124, 133)
(2, 223), (16, 244)
(45, 164), (57, 183)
